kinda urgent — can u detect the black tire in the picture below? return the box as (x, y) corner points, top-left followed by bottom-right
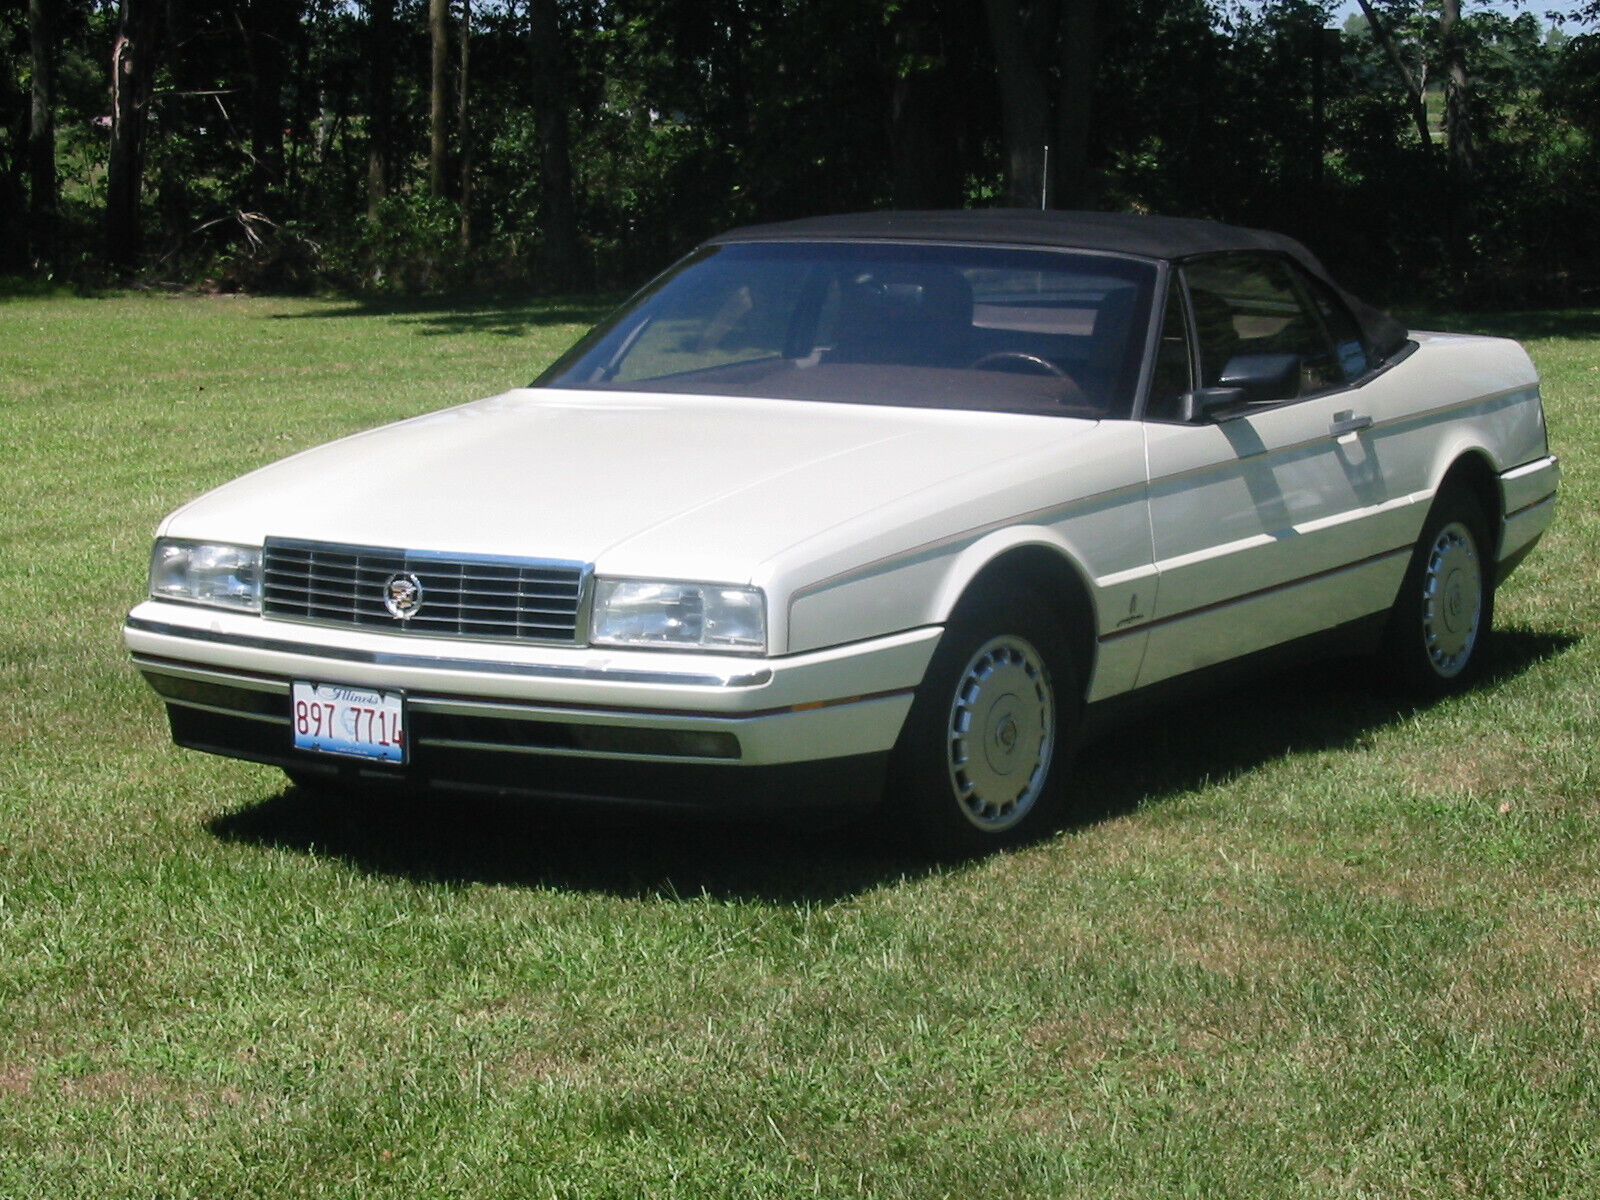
(1379, 485), (1496, 697)
(888, 589), (1078, 856)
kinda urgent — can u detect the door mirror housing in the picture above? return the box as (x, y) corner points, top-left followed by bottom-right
(1217, 353), (1302, 405)
(1175, 386), (1245, 423)
(1176, 354), (1302, 422)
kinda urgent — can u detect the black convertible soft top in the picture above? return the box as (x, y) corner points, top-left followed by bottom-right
(710, 209), (1410, 362)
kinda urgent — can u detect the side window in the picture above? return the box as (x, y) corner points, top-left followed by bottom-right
(1182, 254), (1350, 403)
(1304, 274), (1371, 381)
(1145, 277), (1194, 421)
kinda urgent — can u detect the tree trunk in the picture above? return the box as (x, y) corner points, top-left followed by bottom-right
(244, 0), (294, 213)
(1053, 0), (1096, 209)
(366, 0), (394, 218)
(1440, 0), (1474, 177)
(28, 0), (58, 267)
(107, 0), (164, 272)
(529, 0), (579, 287)
(429, 0), (449, 196)
(984, 0), (1052, 207)
(889, 14), (963, 209)
(458, 0), (473, 250)
(1354, 0), (1431, 146)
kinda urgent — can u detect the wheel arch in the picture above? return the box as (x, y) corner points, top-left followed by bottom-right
(1381, 459), (1499, 695)
(1433, 450), (1504, 561)
(933, 535), (1099, 700)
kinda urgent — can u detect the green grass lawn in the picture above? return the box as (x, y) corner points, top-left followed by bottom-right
(2, 293), (1597, 1198)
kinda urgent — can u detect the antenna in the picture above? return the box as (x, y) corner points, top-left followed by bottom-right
(1040, 144), (1050, 209)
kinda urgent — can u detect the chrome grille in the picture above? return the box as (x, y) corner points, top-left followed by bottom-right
(262, 538), (588, 643)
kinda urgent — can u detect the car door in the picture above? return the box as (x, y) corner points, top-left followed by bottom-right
(1136, 253), (1408, 688)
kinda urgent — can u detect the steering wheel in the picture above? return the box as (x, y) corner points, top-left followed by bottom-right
(968, 350), (1068, 378)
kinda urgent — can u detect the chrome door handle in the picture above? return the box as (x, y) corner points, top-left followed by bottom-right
(1331, 411), (1373, 437)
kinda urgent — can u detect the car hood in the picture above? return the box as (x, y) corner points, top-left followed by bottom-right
(161, 387), (1102, 583)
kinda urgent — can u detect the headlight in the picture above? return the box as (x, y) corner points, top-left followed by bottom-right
(149, 540), (262, 613)
(591, 580), (766, 652)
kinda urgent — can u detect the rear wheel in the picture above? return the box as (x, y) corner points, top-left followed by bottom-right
(889, 590), (1077, 856)
(1380, 486), (1495, 696)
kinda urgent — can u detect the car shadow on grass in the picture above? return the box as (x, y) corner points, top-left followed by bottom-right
(1065, 626), (1578, 829)
(209, 788), (943, 905)
(206, 627), (1578, 904)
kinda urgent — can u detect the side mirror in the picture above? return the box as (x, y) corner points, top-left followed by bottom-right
(1175, 354), (1302, 422)
(1175, 386), (1246, 423)
(1216, 353), (1302, 405)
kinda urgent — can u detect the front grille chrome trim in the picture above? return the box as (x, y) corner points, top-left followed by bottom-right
(262, 537), (592, 645)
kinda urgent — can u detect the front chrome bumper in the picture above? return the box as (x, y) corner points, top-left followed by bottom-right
(126, 601), (937, 785)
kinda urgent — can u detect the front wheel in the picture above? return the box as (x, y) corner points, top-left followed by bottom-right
(1380, 486), (1496, 697)
(888, 591), (1077, 856)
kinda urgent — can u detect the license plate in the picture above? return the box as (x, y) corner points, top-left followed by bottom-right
(291, 682), (406, 763)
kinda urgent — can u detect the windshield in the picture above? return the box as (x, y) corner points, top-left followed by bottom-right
(537, 241), (1157, 418)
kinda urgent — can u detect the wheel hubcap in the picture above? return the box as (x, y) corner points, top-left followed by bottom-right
(946, 636), (1055, 832)
(1421, 520), (1482, 678)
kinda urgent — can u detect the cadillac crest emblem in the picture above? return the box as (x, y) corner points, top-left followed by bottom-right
(383, 572), (425, 620)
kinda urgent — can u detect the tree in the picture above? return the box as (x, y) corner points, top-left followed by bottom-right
(28, 0), (58, 266)
(888, 0), (973, 208)
(983, 0), (1100, 208)
(1440, 0), (1474, 175)
(365, 0), (394, 217)
(428, 0), (448, 195)
(1054, 0), (1096, 208)
(107, 0), (166, 271)
(458, 0), (472, 248)
(1354, 0), (1432, 145)
(243, 0), (299, 212)
(528, 0), (578, 285)
(984, 0), (1052, 206)
(0, 0), (1587, 300)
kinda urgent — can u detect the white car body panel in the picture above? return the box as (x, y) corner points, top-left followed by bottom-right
(159, 390), (1097, 600)
(126, 217), (1558, 823)
(1135, 333), (1549, 688)
(132, 342), (1554, 760)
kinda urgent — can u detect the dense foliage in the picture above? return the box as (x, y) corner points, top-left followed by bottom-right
(2, 0), (1595, 302)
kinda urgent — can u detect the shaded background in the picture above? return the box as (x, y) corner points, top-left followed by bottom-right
(5, 0), (1597, 304)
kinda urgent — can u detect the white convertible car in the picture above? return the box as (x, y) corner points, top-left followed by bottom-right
(126, 211), (1558, 852)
